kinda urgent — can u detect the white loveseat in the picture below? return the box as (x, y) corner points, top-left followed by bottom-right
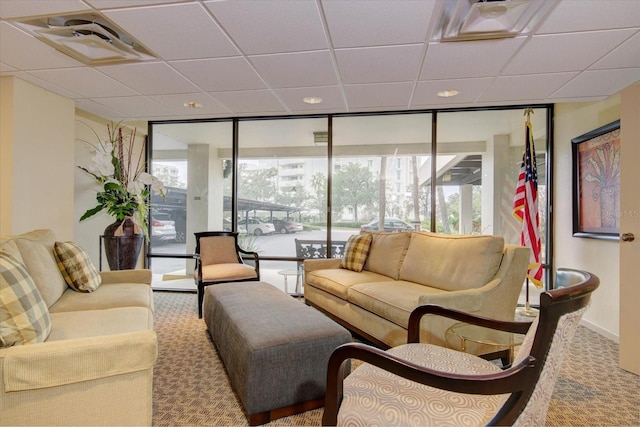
(0, 229), (156, 426)
(304, 231), (529, 355)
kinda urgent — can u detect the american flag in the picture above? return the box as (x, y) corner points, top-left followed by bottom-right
(513, 119), (543, 287)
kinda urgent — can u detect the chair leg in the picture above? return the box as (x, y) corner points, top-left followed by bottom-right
(198, 283), (204, 318)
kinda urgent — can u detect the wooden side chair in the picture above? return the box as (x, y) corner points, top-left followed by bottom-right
(194, 231), (260, 318)
(323, 268), (599, 426)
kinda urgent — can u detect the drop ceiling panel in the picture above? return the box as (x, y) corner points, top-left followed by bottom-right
(150, 92), (230, 116)
(420, 38), (525, 80)
(323, 0), (435, 48)
(204, 0), (327, 55)
(551, 68), (640, 99)
(343, 82), (414, 109)
(412, 77), (495, 106)
(275, 86), (347, 113)
(12, 71), (82, 99)
(27, 67), (138, 98)
(75, 98), (125, 119)
(478, 73), (578, 103)
(336, 45), (424, 84)
(211, 90), (287, 115)
(102, 3), (239, 60)
(94, 95), (172, 118)
(503, 30), (637, 75)
(97, 62), (201, 95)
(590, 32), (640, 70)
(249, 51), (339, 88)
(170, 57), (266, 92)
(0, 0), (89, 19)
(536, 0), (640, 34)
(86, 0), (192, 8)
(0, 22), (82, 70)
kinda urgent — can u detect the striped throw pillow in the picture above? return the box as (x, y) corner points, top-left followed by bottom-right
(54, 241), (101, 292)
(0, 251), (52, 347)
(341, 233), (373, 272)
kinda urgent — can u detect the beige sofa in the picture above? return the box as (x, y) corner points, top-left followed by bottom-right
(0, 229), (157, 426)
(304, 231), (529, 355)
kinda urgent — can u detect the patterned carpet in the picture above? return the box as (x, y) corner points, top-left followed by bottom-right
(152, 291), (640, 426)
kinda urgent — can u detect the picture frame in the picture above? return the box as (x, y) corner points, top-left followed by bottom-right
(572, 120), (621, 240)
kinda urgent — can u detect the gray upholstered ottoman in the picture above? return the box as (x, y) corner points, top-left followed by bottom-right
(203, 281), (352, 425)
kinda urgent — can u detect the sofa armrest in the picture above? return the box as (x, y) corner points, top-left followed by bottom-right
(304, 258), (342, 273)
(100, 269), (152, 285)
(1, 330), (157, 392)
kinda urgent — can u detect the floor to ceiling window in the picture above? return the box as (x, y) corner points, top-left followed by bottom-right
(147, 105), (551, 301)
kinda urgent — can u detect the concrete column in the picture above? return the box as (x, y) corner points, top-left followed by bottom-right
(459, 184), (473, 234)
(481, 135), (509, 235)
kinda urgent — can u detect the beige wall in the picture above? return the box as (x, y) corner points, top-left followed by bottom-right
(0, 76), (75, 239)
(554, 96), (622, 340)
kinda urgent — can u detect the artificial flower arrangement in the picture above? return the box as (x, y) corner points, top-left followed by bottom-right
(78, 122), (165, 238)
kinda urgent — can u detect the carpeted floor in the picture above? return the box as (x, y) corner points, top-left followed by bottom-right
(152, 291), (640, 426)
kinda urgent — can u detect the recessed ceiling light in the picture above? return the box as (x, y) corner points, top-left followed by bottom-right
(437, 90), (459, 98)
(183, 101), (202, 109)
(303, 96), (323, 104)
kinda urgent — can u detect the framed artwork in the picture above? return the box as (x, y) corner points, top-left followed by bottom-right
(572, 120), (621, 240)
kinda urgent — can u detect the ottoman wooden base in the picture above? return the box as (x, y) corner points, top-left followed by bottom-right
(203, 281), (352, 425)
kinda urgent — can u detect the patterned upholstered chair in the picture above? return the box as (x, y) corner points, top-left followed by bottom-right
(194, 231), (260, 317)
(323, 268), (599, 426)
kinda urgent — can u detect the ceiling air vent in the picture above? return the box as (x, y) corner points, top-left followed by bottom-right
(16, 15), (155, 65)
(436, 0), (557, 42)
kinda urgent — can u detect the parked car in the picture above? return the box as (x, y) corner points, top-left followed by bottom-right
(151, 212), (177, 243)
(272, 218), (303, 234)
(223, 218), (247, 234)
(238, 218), (275, 236)
(360, 218), (415, 233)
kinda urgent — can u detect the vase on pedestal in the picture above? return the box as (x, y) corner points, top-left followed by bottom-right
(103, 218), (144, 270)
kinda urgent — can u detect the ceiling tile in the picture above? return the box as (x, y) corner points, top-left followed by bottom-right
(503, 30), (637, 75)
(590, 32), (640, 70)
(536, 0), (640, 34)
(478, 73), (578, 103)
(150, 92), (230, 116)
(323, 0), (435, 48)
(103, 3), (239, 60)
(171, 57), (266, 91)
(92, 95), (172, 119)
(86, 0), (192, 8)
(249, 51), (338, 88)
(551, 68), (640, 99)
(420, 37), (525, 80)
(11, 71), (81, 99)
(0, 22), (82, 70)
(336, 45), (424, 84)
(412, 77), (494, 107)
(274, 86), (347, 113)
(27, 67), (138, 98)
(75, 98), (126, 120)
(211, 90), (287, 115)
(0, 0), (89, 19)
(343, 82), (414, 109)
(204, 0), (327, 55)
(97, 62), (201, 95)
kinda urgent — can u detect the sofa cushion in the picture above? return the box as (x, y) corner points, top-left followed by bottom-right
(0, 252), (52, 347)
(341, 233), (373, 272)
(12, 229), (67, 308)
(306, 269), (393, 300)
(54, 241), (102, 293)
(348, 281), (446, 328)
(47, 307), (153, 341)
(49, 282), (154, 313)
(399, 233), (505, 291)
(363, 232), (412, 280)
(0, 239), (24, 264)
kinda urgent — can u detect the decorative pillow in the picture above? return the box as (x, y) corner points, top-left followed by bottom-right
(0, 251), (52, 347)
(341, 233), (373, 272)
(54, 241), (102, 293)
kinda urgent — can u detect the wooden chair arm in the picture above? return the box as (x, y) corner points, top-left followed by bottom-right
(323, 341), (535, 426)
(407, 304), (533, 343)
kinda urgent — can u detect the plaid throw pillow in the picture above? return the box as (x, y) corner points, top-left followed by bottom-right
(341, 233), (373, 272)
(54, 241), (101, 293)
(0, 251), (52, 347)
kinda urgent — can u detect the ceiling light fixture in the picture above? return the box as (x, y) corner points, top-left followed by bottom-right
(303, 96), (323, 105)
(183, 102), (203, 109)
(438, 90), (459, 98)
